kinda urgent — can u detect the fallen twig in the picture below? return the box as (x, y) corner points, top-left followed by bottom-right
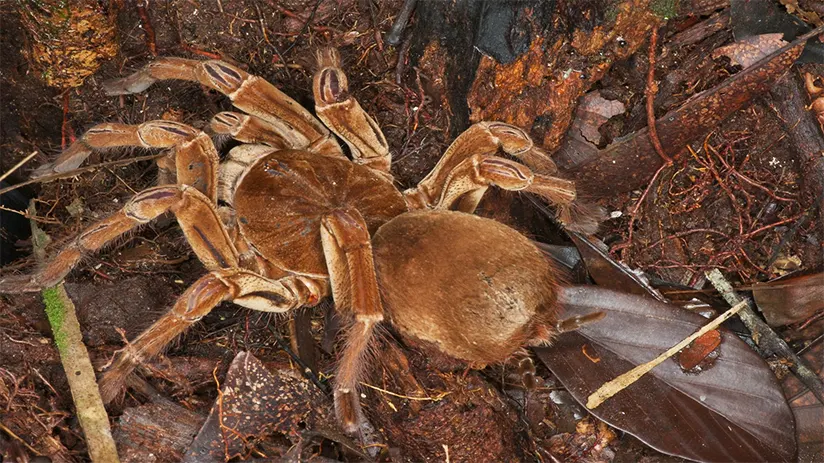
(612, 27), (674, 257)
(359, 381), (450, 402)
(0, 152), (166, 197)
(29, 202), (121, 462)
(0, 205), (61, 225)
(136, 0), (158, 56)
(0, 420), (40, 457)
(0, 151), (38, 184)
(646, 27), (672, 165)
(576, 24), (824, 196)
(386, 0), (417, 45)
(706, 269), (824, 405)
(281, 0), (323, 56)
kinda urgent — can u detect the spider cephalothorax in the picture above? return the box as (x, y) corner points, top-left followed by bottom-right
(1, 48), (599, 434)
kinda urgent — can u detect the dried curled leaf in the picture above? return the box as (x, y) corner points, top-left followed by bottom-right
(753, 272), (824, 326)
(712, 34), (789, 69)
(572, 91), (626, 146)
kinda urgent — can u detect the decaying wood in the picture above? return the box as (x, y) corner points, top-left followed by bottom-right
(767, 72), (824, 218)
(466, 0), (660, 150)
(572, 26), (824, 197)
(113, 400), (204, 463)
(678, 0), (730, 17)
(182, 352), (330, 462)
(669, 10), (730, 47)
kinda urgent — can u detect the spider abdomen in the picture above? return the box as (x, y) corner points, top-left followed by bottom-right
(373, 210), (560, 366)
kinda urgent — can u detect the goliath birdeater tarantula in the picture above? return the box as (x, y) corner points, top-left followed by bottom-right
(0, 49), (600, 433)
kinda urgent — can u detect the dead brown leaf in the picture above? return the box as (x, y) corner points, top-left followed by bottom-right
(712, 33), (789, 69)
(572, 91), (627, 146)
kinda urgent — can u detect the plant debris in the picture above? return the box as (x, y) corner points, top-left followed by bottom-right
(1, 2), (823, 462)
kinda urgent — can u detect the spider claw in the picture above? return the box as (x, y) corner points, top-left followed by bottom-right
(334, 389), (365, 436)
(101, 72), (155, 96)
(30, 162), (56, 179)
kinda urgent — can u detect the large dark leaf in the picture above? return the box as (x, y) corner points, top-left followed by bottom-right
(567, 232), (666, 301)
(535, 286), (796, 463)
(753, 272), (824, 326)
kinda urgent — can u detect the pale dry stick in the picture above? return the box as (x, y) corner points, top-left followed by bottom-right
(29, 202), (121, 462)
(0, 205), (61, 224)
(586, 299), (748, 409)
(0, 151), (39, 183)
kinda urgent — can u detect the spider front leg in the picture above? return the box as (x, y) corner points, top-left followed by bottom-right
(80, 185), (323, 401)
(320, 208), (384, 434)
(210, 111), (346, 158)
(0, 185), (234, 293)
(426, 154), (602, 234)
(32, 120), (219, 201)
(405, 121), (603, 233)
(103, 57), (343, 157)
(313, 49), (391, 174)
(404, 121), (559, 209)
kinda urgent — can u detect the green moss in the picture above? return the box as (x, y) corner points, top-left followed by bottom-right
(651, 0), (678, 19)
(42, 287), (68, 350)
(605, 5), (619, 24)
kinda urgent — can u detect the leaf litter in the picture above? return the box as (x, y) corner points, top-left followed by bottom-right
(0, 1), (823, 462)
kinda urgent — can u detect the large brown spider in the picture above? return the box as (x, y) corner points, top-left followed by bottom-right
(1, 49), (599, 433)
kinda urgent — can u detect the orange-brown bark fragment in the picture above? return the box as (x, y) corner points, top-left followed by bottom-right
(468, 1), (660, 151)
(678, 330), (722, 371)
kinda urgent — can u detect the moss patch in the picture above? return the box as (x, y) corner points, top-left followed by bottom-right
(651, 0), (678, 19)
(42, 287), (68, 350)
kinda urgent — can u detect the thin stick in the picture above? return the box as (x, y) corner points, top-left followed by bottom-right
(267, 325), (328, 394)
(586, 299), (747, 409)
(0, 151), (39, 184)
(0, 152), (166, 197)
(646, 27), (672, 165)
(612, 161), (670, 255)
(136, 0), (158, 56)
(386, 0), (418, 46)
(359, 381), (450, 402)
(281, 0), (322, 56)
(0, 420), (41, 456)
(0, 205), (61, 224)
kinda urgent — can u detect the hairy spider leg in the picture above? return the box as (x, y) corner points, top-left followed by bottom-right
(403, 122), (603, 234)
(103, 57), (343, 157)
(313, 48), (391, 175)
(320, 207), (384, 435)
(33, 121), (219, 201)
